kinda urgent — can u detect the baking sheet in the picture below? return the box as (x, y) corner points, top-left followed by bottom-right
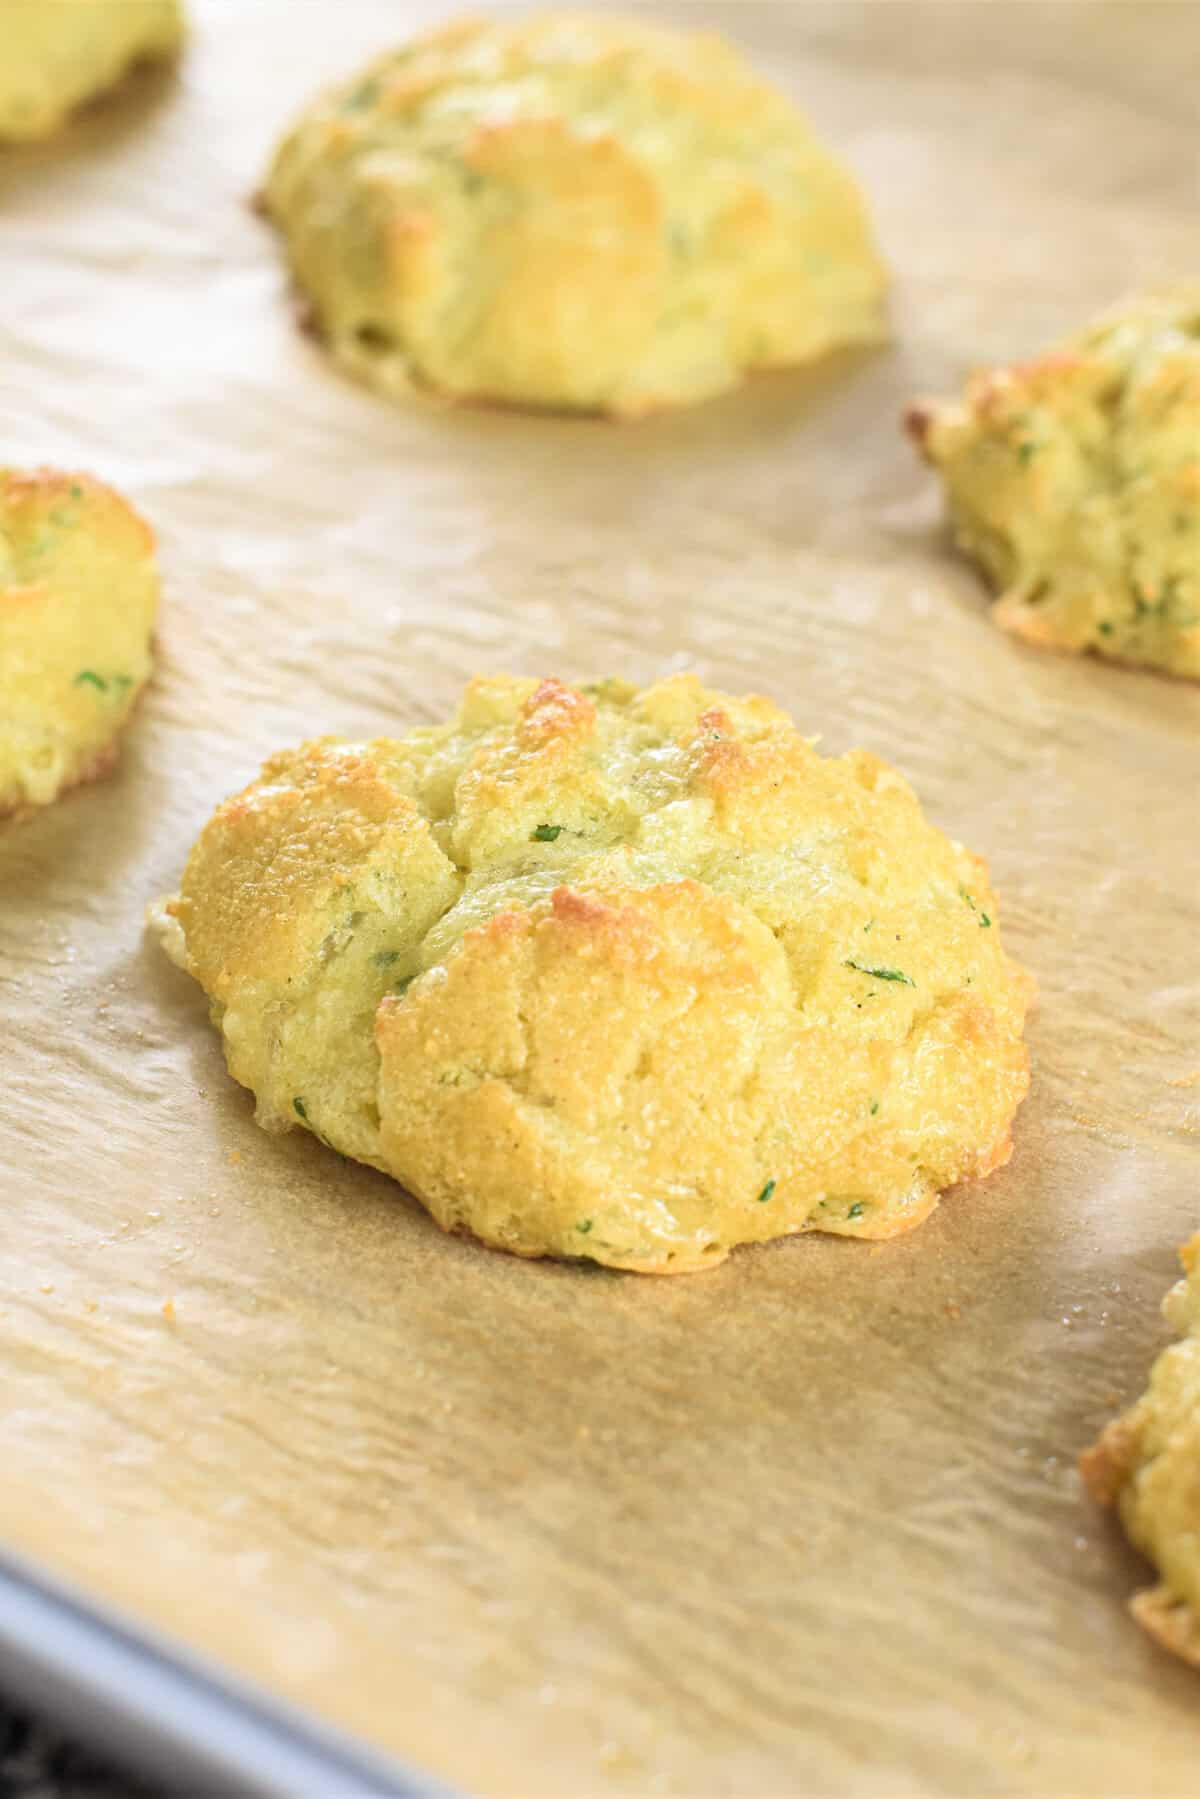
(2, 1), (1200, 1793)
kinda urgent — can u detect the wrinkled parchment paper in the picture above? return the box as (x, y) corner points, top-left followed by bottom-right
(2, 3), (1200, 1793)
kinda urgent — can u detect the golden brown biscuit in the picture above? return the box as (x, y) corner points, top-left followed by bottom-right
(0, 468), (158, 815)
(153, 675), (1032, 1274)
(261, 11), (887, 416)
(0, 0), (183, 143)
(907, 287), (1200, 678)
(1082, 1234), (1200, 1669)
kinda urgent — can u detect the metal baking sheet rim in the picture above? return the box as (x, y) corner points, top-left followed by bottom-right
(0, 1547), (456, 1799)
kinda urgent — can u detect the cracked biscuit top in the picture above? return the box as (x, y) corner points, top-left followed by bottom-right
(0, 0), (183, 142)
(262, 9), (887, 417)
(1, 468), (158, 815)
(154, 674), (1032, 1274)
(908, 287), (1200, 679)
(1082, 1235), (1200, 1669)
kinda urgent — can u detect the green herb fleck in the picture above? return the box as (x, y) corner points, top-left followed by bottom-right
(869, 1099), (880, 1116)
(69, 483), (83, 499)
(847, 1202), (866, 1220)
(863, 918), (875, 933)
(74, 670), (107, 691)
(1016, 441), (1038, 465)
(755, 1180), (777, 1204)
(111, 673), (133, 690)
(576, 1219), (593, 1235)
(372, 950), (401, 968)
(292, 1096), (308, 1121)
(1098, 621), (1115, 636)
(343, 77), (380, 111)
(959, 884), (991, 927)
(531, 823), (564, 842)
(844, 959), (915, 987)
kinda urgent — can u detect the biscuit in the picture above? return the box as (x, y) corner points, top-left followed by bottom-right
(0, 1), (183, 143)
(154, 675), (1032, 1274)
(1082, 1235), (1200, 1669)
(261, 11), (887, 416)
(0, 468), (158, 815)
(907, 287), (1200, 678)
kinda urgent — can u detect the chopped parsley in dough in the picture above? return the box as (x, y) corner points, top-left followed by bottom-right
(908, 286), (1200, 679)
(152, 675), (1032, 1274)
(262, 10), (887, 417)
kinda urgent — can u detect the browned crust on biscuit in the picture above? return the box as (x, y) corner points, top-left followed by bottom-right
(902, 294), (1200, 681)
(1130, 1585), (1200, 1669)
(1, 466), (157, 556)
(902, 401), (935, 454)
(166, 672), (1032, 1273)
(1079, 1416), (1143, 1508)
(263, 12), (887, 418)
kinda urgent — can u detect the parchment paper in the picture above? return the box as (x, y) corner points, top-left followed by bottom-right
(2, 3), (1199, 1793)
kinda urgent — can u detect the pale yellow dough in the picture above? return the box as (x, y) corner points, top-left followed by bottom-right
(262, 9), (887, 417)
(0, 0), (183, 142)
(153, 674), (1032, 1275)
(908, 286), (1200, 678)
(0, 468), (158, 815)
(1082, 1234), (1200, 1670)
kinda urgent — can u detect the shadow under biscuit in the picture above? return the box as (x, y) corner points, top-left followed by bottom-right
(0, 55), (181, 193)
